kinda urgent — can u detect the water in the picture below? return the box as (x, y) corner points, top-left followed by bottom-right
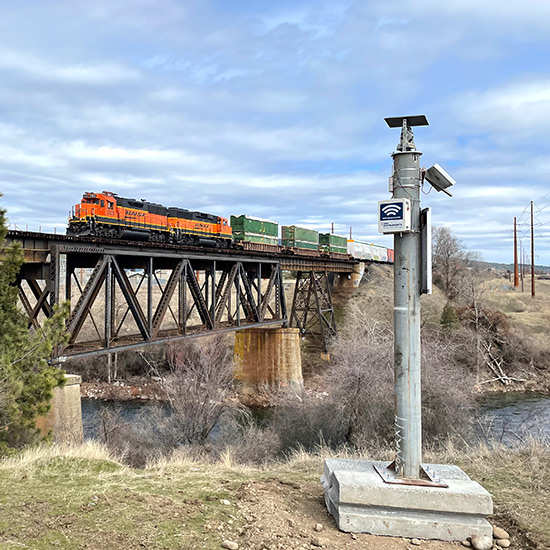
(477, 392), (550, 445)
(81, 393), (550, 445)
(81, 398), (165, 439)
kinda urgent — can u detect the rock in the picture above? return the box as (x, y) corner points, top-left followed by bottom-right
(471, 535), (493, 550)
(288, 518), (296, 527)
(221, 541), (239, 550)
(350, 533), (357, 540)
(461, 541), (471, 547)
(311, 537), (328, 547)
(493, 527), (510, 540)
(496, 540), (511, 548)
(411, 539), (421, 546)
(220, 499), (231, 506)
(313, 523), (323, 532)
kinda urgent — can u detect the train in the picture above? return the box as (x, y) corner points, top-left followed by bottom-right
(67, 191), (394, 263)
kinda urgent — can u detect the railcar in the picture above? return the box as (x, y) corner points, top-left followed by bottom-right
(67, 191), (232, 247)
(67, 191), (395, 264)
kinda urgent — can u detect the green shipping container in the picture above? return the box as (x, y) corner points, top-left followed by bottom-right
(319, 233), (347, 252)
(232, 231), (278, 245)
(282, 225), (318, 244)
(230, 215), (279, 241)
(283, 239), (319, 250)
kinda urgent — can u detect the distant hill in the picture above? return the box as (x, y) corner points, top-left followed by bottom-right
(472, 260), (550, 273)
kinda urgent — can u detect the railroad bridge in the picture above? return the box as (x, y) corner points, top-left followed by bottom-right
(7, 231), (358, 361)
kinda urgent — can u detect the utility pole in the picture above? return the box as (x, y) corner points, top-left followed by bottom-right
(531, 201), (535, 297)
(379, 115), (454, 481)
(513, 217), (519, 287)
(385, 116), (426, 479)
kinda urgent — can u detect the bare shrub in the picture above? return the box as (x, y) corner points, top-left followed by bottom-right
(274, 293), (477, 454)
(420, 332), (476, 444)
(272, 390), (348, 453)
(95, 335), (251, 466)
(216, 420), (282, 465)
(164, 334), (247, 446)
(96, 405), (155, 467)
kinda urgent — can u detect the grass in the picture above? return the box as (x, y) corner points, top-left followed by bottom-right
(0, 443), (248, 549)
(482, 276), (550, 344)
(0, 441), (548, 549)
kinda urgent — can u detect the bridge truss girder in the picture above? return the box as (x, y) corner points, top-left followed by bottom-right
(16, 244), (287, 359)
(289, 270), (337, 352)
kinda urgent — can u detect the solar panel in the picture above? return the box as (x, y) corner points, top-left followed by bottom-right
(384, 115), (429, 128)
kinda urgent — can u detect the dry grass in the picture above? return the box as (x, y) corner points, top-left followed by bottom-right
(482, 276), (550, 342)
(0, 441), (548, 548)
(0, 440), (120, 473)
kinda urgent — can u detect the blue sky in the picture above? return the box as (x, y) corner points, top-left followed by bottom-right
(0, 0), (549, 264)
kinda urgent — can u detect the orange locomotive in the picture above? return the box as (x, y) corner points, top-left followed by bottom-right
(67, 191), (232, 247)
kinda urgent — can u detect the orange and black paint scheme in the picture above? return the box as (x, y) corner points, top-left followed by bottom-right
(67, 191), (232, 247)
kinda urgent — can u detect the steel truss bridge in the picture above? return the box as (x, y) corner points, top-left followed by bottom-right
(6, 231), (356, 359)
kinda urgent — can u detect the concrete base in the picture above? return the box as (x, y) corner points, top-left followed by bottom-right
(234, 327), (303, 393)
(321, 459), (493, 542)
(35, 374), (84, 444)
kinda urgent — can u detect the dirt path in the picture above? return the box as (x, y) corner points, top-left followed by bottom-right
(235, 478), (466, 550)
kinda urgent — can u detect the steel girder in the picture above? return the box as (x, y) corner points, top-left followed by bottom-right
(15, 246), (287, 359)
(289, 270), (337, 352)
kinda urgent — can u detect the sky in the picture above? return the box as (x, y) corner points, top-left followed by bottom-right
(1, 0), (549, 265)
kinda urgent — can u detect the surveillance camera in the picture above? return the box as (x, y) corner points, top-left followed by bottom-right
(425, 163), (455, 197)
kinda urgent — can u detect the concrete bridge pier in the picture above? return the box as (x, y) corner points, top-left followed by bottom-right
(36, 374), (84, 444)
(233, 327), (303, 395)
(336, 262), (365, 291)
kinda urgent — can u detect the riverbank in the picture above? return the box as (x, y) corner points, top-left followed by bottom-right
(0, 441), (547, 549)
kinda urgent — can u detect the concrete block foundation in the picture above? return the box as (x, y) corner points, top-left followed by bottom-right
(322, 458), (493, 542)
(234, 327), (303, 393)
(35, 374), (84, 444)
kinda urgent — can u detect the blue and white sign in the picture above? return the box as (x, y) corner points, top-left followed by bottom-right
(378, 198), (411, 234)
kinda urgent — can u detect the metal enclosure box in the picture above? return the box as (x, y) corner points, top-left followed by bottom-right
(421, 207), (432, 294)
(378, 198), (411, 234)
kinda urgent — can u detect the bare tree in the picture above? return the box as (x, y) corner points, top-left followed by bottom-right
(432, 226), (477, 301)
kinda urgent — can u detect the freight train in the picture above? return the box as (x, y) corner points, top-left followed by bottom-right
(67, 191), (394, 262)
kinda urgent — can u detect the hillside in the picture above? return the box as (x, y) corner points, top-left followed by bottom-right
(0, 443), (547, 550)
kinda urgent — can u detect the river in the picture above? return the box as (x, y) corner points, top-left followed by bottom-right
(81, 392), (550, 445)
(476, 392), (550, 445)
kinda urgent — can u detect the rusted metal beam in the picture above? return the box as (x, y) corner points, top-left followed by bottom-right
(289, 270), (336, 352)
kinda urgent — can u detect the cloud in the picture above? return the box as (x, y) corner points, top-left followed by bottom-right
(451, 76), (550, 140)
(0, 0), (549, 264)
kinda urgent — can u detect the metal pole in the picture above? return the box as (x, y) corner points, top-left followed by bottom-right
(531, 201), (535, 297)
(392, 120), (423, 479)
(513, 217), (519, 287)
